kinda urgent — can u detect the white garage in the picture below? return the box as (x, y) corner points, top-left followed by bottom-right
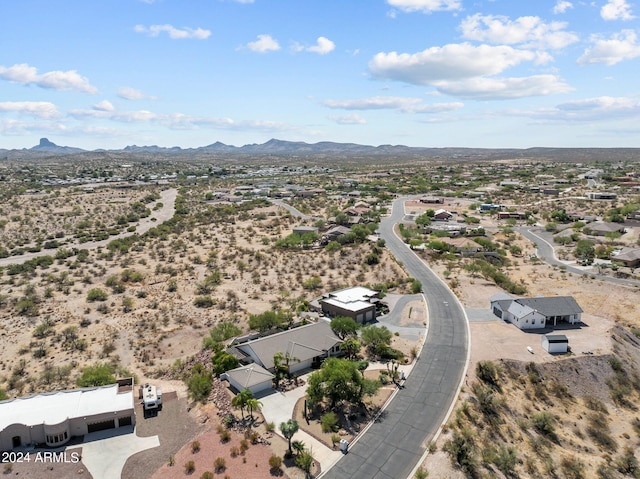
(542, 334), (569, 354)
(223, 364), (274, 395)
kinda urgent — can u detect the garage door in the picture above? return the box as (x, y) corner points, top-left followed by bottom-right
(87, 419), (115, 433)
(118, 416), (133, 427)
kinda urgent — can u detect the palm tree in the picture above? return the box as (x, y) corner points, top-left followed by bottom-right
(279, 419), (299, 455)
(292, 440), (305, 456)
(231, 388), (253, 420)
(246, 397), (263, 422)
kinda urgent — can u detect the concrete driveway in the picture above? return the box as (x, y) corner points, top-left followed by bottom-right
(80, 426), (159, 479)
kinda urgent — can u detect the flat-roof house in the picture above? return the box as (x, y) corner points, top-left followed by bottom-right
(586, 192), (617, 200)
(490, 293), (583, 330)
(0, 380), (135, 451)
(232, 320), (342, 375)
(320, 286), (379, 324)
(292, 226), (319, 236)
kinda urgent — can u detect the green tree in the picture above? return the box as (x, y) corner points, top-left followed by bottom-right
(280, 419), (299, 455)
(246, 397), (263, 421)
(249, 310), (288, 332)
(203, 322), (242, 350)
(306, 358), (379, 408)
(576, 239), (595, 265)
(232, 388), (254, 420)
(340, 338), (361, 360)
(187, 365), (213, 403)
(360, 325), (393, 355)
(330, 316), (360, 339)
(211, 351), (239, 375)
(86, 288), (108, 302)
(410, 279), (422, 294)
(76, 363), (115, 387)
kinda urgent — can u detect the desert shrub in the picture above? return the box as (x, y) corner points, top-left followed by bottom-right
(561, 455), (585, 479)
(295, 450), (313, 473)
(265, 421), (275, 432)
(185, 460), (195, 474)
(584, 396), (608, 413)
(269, 454), (282, 472)
(443, 429), (477, 476)
(240, 438), (249, 452)
(493, 446), (517, 476)
(586, 413), (617, 452)
(615, 446), (639, 476)
(414, 467), (428, 479)
(76, 363), (115, 387)
(191, 440), (201, 453)
(213, 457), (226, 473)
(86, 288), (108, 302)
(531, 411), (555, 437)
(200, 472), (213, 479)
(475, 361), (500, 388)
(193, 295), (214, 308)
(321, 411), (339, 433)
(219, 429), (231, 443)
(230, 446), (239, 457)
(186, 366), (213, 403)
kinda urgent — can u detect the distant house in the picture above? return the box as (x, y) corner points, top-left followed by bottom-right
(490, 293), (583, 330)
(440, 237), (482, 255)
(586, 192), (617, 200)
(0, 379), (135, 451)
(230, 320), (342, 375)
(323, 225), (351, 242)
(611, 249), (640, 268)
(497, 211), (527, 220)
(542, 335), (569, 354)
(419, 196), (444, 204)
(433, 209), (453, 222)
(292, 226), (319, 236)
(586, 221), (625, 236)
(319, 286), (379, 324)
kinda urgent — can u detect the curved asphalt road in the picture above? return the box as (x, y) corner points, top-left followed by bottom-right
(517, 226), (640, 287)
(322, 197), (469, 479)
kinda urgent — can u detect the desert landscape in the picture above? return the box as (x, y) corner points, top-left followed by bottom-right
(2, 153), (640, 479)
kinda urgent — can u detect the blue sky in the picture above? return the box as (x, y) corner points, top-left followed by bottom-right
(1, 0), (639, 149)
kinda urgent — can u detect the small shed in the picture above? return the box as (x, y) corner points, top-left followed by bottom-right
(542, 335), (569, 354)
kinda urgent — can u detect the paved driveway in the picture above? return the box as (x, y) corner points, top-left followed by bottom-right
(80, 426), (159, 479)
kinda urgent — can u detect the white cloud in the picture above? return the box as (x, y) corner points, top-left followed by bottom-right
(578, 30), (640, 65)
(386, 0), (462, 13)
(323, 95), (463, 113)
(329, 114), (367, 125)
(117, 86), (154, 100)
(433, 75), (573, 100)
(459, 14), (579, 50)
(522, 96), (640, 122)
(307, 37), (336, 55)
(601, 0), (635, 20)
(0, 101), (60, 118)
(0, 63), (98, 94)
(246, 34), (280, 53)
(369, 43), (537, 84)
(134, 24), (211, 39)
(553, 1), (573, 14)
(93, 100), (115, 112)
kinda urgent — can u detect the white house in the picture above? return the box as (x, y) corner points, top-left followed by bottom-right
(490, 293), (583, 330)
(319, 286), (379, 324)
(0, 380), (135, 451)
(542, 335), (569, 354)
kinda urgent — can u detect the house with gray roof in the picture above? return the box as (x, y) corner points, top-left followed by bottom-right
(221, 363), (275, 395)
(611, 248), (640, 268)
(231, 320), (342, 375)
(490, 293), (583, 330)
(585, 221), (626, 236)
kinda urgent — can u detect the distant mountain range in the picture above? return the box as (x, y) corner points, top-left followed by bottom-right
(1, 137), (639, 163)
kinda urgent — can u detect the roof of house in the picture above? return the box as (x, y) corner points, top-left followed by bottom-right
(236, 320), (342, 370)
(0, 383), (134, 431)
(545, 334), (569, 343)
(516, 296), (583, 316)
(588, 221), (625, 233)
(612, 249), (640, 262)
(491, 294), (582, 318)
(225, 364), (274, 389)
(321, 286), (378, 313)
